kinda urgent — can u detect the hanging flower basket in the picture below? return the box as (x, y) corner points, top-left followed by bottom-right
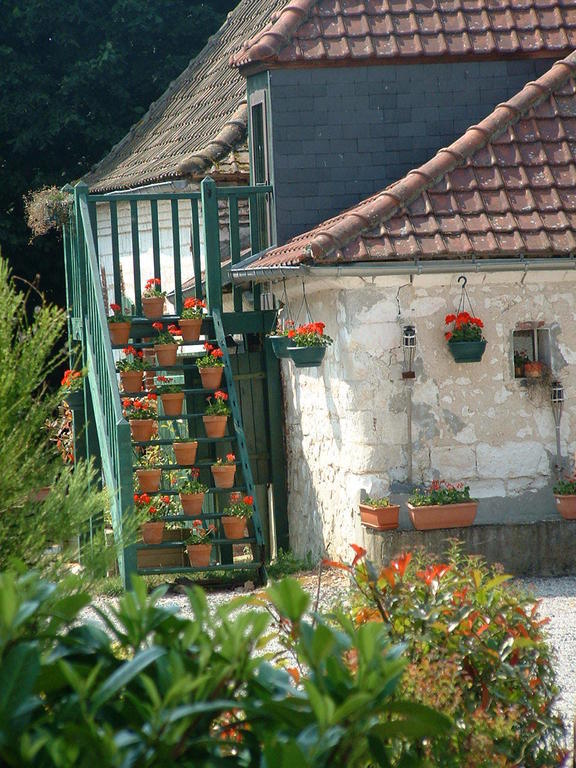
(287, 345), (326, 368)
(445, 276), (486, 364)
(270, 335), (292, 359)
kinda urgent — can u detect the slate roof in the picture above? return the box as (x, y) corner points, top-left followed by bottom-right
(232, 0), (576, 69)
(234, 51), (576, 272)
(84, 0), (287, 193)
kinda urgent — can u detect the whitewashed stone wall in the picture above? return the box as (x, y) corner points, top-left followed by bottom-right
(277, 271), (576, 561)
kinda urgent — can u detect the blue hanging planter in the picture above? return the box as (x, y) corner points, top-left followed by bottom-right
(270, 335), (292, 359)
(447, 339), (487, 363)
(287, 346), (326, 368)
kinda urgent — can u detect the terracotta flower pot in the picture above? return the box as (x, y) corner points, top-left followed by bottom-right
(155, 343), (178, 367)
(160, 391), (185, 416)
(359, 503), (399, 531)
(407, 501), (478, 530)
(141, 520), (165, 544)
(119, 370), (143, 393)
(109, 321), (131, 346)
(142, 296), (165, 318)
(179, 318), (203, 342)
(129, 419), (156, 442)
(199, 366), (224, 389)
(211, 464), (236, 489)
(173, 440), (198, 466)
(554, 494), (576, 520)
(187, 543), (212, 567)
(136, 468), (162, 492)
(221, 516), (247, 539)
(179, 492), (205, 517)
(203, 415), (227, 438)
(525, 361), (543, 378)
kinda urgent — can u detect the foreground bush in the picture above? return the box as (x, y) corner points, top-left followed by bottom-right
(0, 570), (450, 767)
(335, 545), (566, 767)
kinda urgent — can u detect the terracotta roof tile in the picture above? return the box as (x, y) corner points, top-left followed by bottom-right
(231, 0), (576, 68)
(235, 51), (576, 271)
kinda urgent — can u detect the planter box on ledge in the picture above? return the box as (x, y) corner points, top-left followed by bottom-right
(407, 501), (478, 530)
(359, 503), (399, 531)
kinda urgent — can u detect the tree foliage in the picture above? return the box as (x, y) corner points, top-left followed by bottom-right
(0, 0), (236, 303)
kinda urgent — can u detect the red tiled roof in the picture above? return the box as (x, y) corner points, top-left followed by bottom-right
(238, 51), (576, 270)
(231, 0), (576, 69)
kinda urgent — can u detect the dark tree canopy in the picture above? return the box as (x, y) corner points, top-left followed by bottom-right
(0, 0), (236, 303)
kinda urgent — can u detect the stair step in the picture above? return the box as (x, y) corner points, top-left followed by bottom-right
(136, 561), (263, 576)
(138, 508), (250, 522)
(137, 536), (256, 549)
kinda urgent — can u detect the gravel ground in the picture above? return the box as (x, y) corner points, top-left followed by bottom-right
(87, 570), (576, 751)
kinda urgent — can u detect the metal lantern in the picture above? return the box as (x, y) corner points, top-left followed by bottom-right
(551, 380), (564, 427)
(402, 325), (416, 379)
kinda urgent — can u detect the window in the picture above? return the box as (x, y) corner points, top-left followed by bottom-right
(249, 90), (272, 249)
(512, 323), (552, 379)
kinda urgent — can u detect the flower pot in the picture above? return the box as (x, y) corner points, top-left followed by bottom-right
(525, 361), (543, 378)
(129, 418), (156, 442)
(203, 415), (227, 438)
(359, 503), (399, 531)
(554, 494), (576, 520)
(63, 390), (84, 409)
(155, 343), (178, 367)
(270, 335), (291, 359)
(199, 366), (224, 389)
(109, 321), (131, 346)
(187, 543), (212, 567)
(160, 391), (185, 416)
(221, 516), (247, 539)
(119, 370), (143, 393)
(211, 464), (236, 489)
(141, 520), (165, 544)
(447, 340), (486, 363)
(142, 296), (165, 318)
(142, 348), (156, 389)
(287, 346), (326, 368)
(135, 468), (162, 492)
(407, 501), (478, 530)
(180, 491), (205, 517)
(179, 318), (203, 342)
(173, 440), (198, 466)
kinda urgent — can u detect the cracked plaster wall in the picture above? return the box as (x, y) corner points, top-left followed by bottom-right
(276, 272), (576, 561)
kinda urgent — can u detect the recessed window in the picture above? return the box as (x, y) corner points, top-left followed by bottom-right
(512, 323), (552, 379)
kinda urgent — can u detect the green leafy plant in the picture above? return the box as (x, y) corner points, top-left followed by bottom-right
(142, 277), (166, 298)
(108, 303), (131, 323)
(205, 390), (230, 416)
(116, 346), (150, 372)
(186, 519), (216, 544)
(553, 477), (576, 495)
(444, 312), (485, 342)
(362, 496), (392, 508)
(213, 452), (235, 467)
(408, 479), (472, 506)
(134, 491), (172, 522)
(24, 185), (72, 238)
(155, 374), (182, 394)
(122, 395), (157, 420)
(287, 321), (333, 348)
(328, 544), (566, 768)
(222, 493), (254, 519)
(181, 296), (206, 319)
(152, 322), (181, 345)
(196, 342), (224, 367)
(0, 569), (452, 767)
(60, 367), (85, 395)
(178, 468), (208, 494)
(136, 445), (165, 468)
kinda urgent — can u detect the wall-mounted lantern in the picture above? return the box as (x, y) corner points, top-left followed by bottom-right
(402, 325), (416, 380)
(551, 380), (564, 477)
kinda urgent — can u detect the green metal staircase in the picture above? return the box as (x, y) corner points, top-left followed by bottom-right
(64, 178), (286, 588)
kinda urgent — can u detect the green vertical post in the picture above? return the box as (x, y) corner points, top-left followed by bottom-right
(201, 177), (222, 313)
(264, 339), (289, 551)
(73, 183), (90, 465)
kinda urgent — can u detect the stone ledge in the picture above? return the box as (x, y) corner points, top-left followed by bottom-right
(364, 519), (576, 577)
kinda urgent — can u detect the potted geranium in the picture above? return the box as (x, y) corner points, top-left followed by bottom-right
(141, 278), (166, 318)
(152, 322), (182, 367)
(211, 452), (236, 489)
(286, 322), (333, 368)
(196, 343), (225, 389)
(135, 492), (170, 544)
(445, 312), (486, 363)
(553, 477), (576, 520)
(116, 346), (150, 393)
(185, 520), (216, 566)
(179, 297), (206, 342)
(359, 496), (399, 531)
(172, 435), (198, 466)
(221, 492), (253, 539)
(407, 480), (478, 530)
(108, 303), (132, 346)
(178, 468), (208, 516)
(203, 390), (230, 438)
(514, 349), (529, 378)
(60, 367), (86, 410)
(155, 375), (184, 416)
(135, 446), (165, 492)
(123, 394), (157, 442)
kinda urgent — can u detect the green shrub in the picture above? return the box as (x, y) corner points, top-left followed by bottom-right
(339, 544), (566, 767)
(0, 570), (451, 767)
